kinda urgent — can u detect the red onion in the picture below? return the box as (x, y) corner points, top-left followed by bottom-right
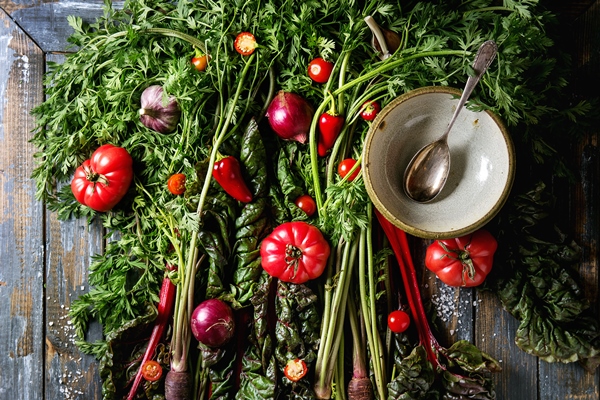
(139, 85), (181, 133)
(190, 299), (235, 348)
(265, 91), (314, 144)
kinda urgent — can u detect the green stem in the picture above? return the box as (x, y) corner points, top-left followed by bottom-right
(170, 52), (256, 371)
(332, 49), (467, 97)
(358, 221), (386, 399)
(315, 239), (342, 366)
(309, 98), (333, 215)
(314, 239), (358, 399)
(335, 333), (347, 400)
(144, 27), (207, 53)
(366, 207), (386, 399)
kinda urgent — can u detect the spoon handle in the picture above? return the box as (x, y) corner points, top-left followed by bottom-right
(442, 40), (498, 138)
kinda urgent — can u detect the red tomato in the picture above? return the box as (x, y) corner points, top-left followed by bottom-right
(283, 358), (308, 382)
(167, 173), (186, 195)
(337, 158), (360, 181)
(387, 310), (410, 333)
(308, 57), (334, 84)
(71, 144), (133, 212)
(360, 100), (381, 121)
(192, 54), (209, 71)
(294, 194), (317, 217)
(141, 360), (163, 382)
(260, 221), (330, 284)
(234, 32), (257, 56)
(425, 229), (497, 287)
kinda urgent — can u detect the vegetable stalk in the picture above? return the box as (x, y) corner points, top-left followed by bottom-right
(374, 209), (442, 367)
(314, 239), (358, 399)
(126, 268), (176, 400)
(358, 211), (386, 399)
(347, 297), (373, 400)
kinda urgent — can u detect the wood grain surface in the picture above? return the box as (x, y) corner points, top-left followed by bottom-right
(0, 1), (598, 399)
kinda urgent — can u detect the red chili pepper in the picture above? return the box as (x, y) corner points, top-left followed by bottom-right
(212, 156), (253, 203)
(318, 112), (345, 157)
(283, 358), (308, 382)
(317, 96), (345, 157)
(126, 268), (176, 400)
(360, 100), (381, 121)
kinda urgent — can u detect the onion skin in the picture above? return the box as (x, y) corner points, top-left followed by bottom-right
(265, 91), (314, 144)
(190, 299), (235, 348)
(139, 85), (181, 133)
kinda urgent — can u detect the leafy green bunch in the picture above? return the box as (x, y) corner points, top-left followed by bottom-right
(30, 0), (598, 398)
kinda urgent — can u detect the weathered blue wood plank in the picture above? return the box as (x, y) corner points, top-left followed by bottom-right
(0, 8), (45, 400)
(2, 0), (124, 53)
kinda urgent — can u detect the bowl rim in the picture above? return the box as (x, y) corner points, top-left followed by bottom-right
(363, 86), (516, 239)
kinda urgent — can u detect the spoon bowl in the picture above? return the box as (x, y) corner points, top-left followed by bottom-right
(362, 86), (515, 239)
(403, 40), (498, 202)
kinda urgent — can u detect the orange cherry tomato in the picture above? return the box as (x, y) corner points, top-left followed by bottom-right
(337, 158), (360, 181)
(294, 194), (317, 217)
(234, 32), (257, 56)
(192, 54), (209, 71)
(167, 173), (186, 195)
(283, 358), (308, 382)
(141, 360), (163, 382)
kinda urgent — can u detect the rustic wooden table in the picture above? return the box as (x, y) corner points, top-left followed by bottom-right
(0, 1), (598, 399)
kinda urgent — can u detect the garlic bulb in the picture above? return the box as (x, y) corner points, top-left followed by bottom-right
(139, 85), (181, 133)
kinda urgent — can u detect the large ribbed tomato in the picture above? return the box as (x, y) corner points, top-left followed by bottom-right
(425, 229), (497, 287)
(260, 221), (330, 284)
(71, 144), (133, 212)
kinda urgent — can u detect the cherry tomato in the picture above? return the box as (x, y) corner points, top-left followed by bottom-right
(308, 57), (334, 84)
(234, 32), (257, 56)
(295, 194), (317, 217)
(387, 310), (410, 333)
(360, 100), (381, 121)
(283, 358), (308, 382)
(141, 360), (163, 382)
(337, 158), (360, 181)
(167, 173), (186, 195)
(192, 54), (209, 71)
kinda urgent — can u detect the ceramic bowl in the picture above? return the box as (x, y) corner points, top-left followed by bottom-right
(363, 86), (515, 239)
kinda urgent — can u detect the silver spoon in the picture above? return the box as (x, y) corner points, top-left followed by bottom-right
(403, 40), (498, 203)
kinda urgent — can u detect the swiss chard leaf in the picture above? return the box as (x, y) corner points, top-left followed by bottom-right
(492, 182), (600, 369)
